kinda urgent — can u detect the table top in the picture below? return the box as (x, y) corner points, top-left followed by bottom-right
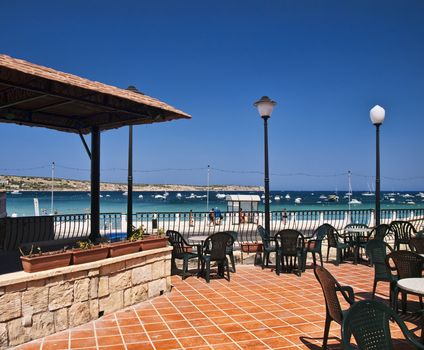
(344, 227), (372, 234)
(188, 235), (209, 242)
(397, 278), (424, 295)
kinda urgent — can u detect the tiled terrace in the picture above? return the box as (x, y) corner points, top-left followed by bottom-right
(15, 262), (421, 350)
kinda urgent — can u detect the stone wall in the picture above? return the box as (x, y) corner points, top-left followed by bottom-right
(0, 246), (172, 349)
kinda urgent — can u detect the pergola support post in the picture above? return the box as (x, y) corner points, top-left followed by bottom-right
(89, 126), (101, 242)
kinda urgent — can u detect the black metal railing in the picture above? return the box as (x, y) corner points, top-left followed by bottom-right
(1, 208), (423, 251)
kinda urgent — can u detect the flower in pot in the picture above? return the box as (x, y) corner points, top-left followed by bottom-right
(72, 240), (109, 265)
(140, 227), (168, 251)
(19, 245), (72, 273)
(108, 227), (142, 257)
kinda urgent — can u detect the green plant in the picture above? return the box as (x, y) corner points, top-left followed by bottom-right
(130, 225), (145, 241)
(157, 228), (165, 237)
(76, 240), (94, 250)
(18, 245), (42, 257)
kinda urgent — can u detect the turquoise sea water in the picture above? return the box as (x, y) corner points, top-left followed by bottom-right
(5, 190), (424, 217)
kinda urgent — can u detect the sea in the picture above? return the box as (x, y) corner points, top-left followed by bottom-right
(5, 190), (424, 217)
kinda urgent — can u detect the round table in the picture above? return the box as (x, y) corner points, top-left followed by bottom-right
(397, 278), (424, 342)
(344, 228), (372, 264)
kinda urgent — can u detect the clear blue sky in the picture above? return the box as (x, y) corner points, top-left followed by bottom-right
(1, 0), (423, 191)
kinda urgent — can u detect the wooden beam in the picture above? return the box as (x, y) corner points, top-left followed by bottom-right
(0, 87), (47, 109)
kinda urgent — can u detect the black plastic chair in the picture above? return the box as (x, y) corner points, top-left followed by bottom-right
(257, 225), (277, 270)
(274, 229), (305, 276)
(390, 220), (417, 251)
(409, 236), (424, 254)
(325, 224), (350, 265)
(200, 232), (234, 283)
(368, 224), (390, 242)
(303, 224), (329, 268)
(344, 223), (369, 262)
(166, 230), (200, 279)
(224, 231), (238, 272)
(386, 250), (424, 313)
(365, 240), (397, 304)
(314, 266), (355, 350)
(342, 299), (424, 350)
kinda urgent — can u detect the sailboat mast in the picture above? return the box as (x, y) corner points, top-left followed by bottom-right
(51, 161), (55, 215)
(348, 170), (352, 211)
(206, 165), (210, 211)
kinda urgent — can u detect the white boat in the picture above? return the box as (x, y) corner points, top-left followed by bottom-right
(122, 191), (128, 196)
(138, 194), (143, 199)
(294, 197), (302, 204)
(274, 195), (281, 201)
(186, 193), (196, 199)
(261, 194), (265, 199)
(10, 190), (22, 195)
(285, 194), (291, 200)
(348, 198), (362, 205)
(362, 192), (375, 196)
(99, 195), (103, 198)
(327, 194), (339, 202)
(195, 195), (207, 199)
(402, 193), (414, 198)
(176, 193), (182, 199)
(106, 194), (111, 197)
(406, 200), (416, 205)
(416, 192), (424, 198)
(216, 193), (226, 199)
(319, 195), (327, 200)
(154, 194), (167, 200)
(389, 198), (395, 202)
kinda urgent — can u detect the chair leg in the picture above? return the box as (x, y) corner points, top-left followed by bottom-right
(335, 248), (340, 266)
(312, 252), (316, 267)
(322, 314), (331, 349)
(229, 252), (236, 273)
(326, 246), (330, 262)
(262, 252), (268, 269)
(182, 257), (189, 279)
(226, 259), (231, 282)
(319, 251), (323, 266)
(205, 261), (210, 283)
(371, 279), (377, 300)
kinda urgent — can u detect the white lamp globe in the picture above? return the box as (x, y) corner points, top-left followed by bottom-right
(370, 105), (385, 125)
(254, 96), (277, 117)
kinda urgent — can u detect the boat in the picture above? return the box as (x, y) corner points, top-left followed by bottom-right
(406, 200), (416, 205)
(106, 194), (111, 198)
(195, 195), (207, 199)
(154, 194), (167, 200)
(402, 193), (414, 198)
(348, 198), (362, 205)
(294, 197), (301, 204)
(122, 191), (128, 196)
(285, 194), (291, 200)
(416, 192), (424, 198)
(274, 195), (281, 201)
(216, 193), (226, 199)
(319, 195), (327, 200)
(389, 197), (395, 202)
(186, 193), (196, 199)
(327, 194), (339, 202)
(361, 192), (375, 196)
(176, 193), (182, 199)
(138, 194), (143, 199)
(10, 190), (22, 195)
(261, 194), (265, 199)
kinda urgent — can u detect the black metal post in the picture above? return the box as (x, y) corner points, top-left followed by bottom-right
(263, 115), (270, 234)
(127, 125), (133, 239)
(89, 126), (101, 242)
(375, 123), (381, 226)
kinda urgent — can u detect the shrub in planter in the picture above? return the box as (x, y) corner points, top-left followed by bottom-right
(140, 228), (168, 251)
(72, 240), (109, 265)
(19, 245), (72, 273)
(108, 239), (141, 257)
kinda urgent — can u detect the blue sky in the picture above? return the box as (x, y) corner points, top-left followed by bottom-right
(1, 0), (423, 190)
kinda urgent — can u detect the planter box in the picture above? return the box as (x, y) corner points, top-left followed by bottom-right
(140, 236), (168, 251)
(241, 242), (263, 253)
(108, 240), (140, 257)
(20, 251), (72, 273)
(72, 246), (109, 265)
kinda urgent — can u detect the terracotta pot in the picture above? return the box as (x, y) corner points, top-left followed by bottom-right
(140, 236), (168, 251)
(20, 251), (72, 273)
(241, 243), (263, 253)
(108, 240), (140, 257)
(72, 246), (109, 265)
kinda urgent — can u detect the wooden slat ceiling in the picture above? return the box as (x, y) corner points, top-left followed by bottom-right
(0, 55), (191, 134)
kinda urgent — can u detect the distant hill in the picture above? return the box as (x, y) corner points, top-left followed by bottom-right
(0, 175), (260, 192)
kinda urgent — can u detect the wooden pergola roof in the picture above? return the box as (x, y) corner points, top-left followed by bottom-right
(0, 54), (191, 134)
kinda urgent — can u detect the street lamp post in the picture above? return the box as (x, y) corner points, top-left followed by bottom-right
(370, 105), (385, 226)
(254, 96), (277, 235)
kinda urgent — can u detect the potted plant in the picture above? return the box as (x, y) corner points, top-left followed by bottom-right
(108, 226), (142, 258)
(19, 245), (72, 273)
(140, 227), (168, 251)
(71, 240), (109, 265)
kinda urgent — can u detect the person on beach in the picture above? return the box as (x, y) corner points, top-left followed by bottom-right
(214, 207), (222, 225)
(189, 210), (194, 227)
(239, 208), (246, 224)
(282, 208), (288, 225)
(209, 209), (215, 225)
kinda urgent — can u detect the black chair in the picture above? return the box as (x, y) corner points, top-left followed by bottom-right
(389, 220), (417, 251)
(342, 300), (424, 350)
(365, 240), (397, 304)
(409, 236), (424, 254)
(386, 250), (424, 313)
(224, 231), (238, 272)
(344, 223), (369, 263)
(303, 224), (328, 268)
(257, 225), (277, 270)
(314, 266), (355, 350)
(200, 232), (234, 283)
(274, 229), (305, 276)
(166, 230), (200, 279)
(325, 224), (350, 265)
(368, 223), (390, 242)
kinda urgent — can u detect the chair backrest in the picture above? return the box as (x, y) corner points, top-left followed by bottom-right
(369, 224), (390, 241)
(324, 224), (340, 248)
(274, 229), (304, 255)
(386, 250), (424, 279)
(342, 300), (399, 350)
(204, 232), (234, 261)
(365, 240), (394, 280)
(344, 223), (368, 230)
(224, 231), (238, 252)
(166, 230), (187, 255)
(257, 225), (271, 248)
(409, 237), (424, 254)
(314, 266), (345, 324)
(390, 221), (416, 243)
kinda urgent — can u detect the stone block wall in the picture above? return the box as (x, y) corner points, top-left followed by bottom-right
(0, 246), (172, 349)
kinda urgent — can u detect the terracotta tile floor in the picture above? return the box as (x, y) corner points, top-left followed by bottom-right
(15, 262), (422, 350)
